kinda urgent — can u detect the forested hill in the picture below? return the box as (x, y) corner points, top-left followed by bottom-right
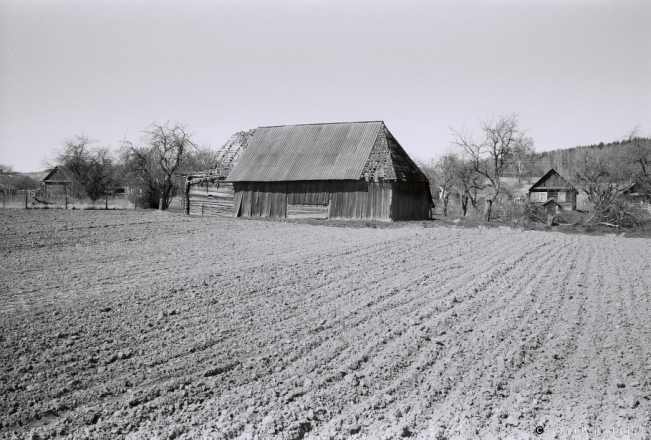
(528, 137), (651, 178)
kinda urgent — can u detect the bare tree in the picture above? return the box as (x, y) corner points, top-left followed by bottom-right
(182, 145), (221, 173)
(454, 159), (486, 216)
(121, 122), (197, 210)
(573, 151), (631, 224)
(512, 139), (535, 182)
(452, 114), (533, 221)
(52, 135), (116, 201)
(435, 153), (458, 216)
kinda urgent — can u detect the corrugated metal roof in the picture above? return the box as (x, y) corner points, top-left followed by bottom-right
(227, 122), (383, 182)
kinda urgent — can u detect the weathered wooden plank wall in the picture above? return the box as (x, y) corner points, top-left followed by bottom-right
(287, 204), (329, 219)
(391, 182), (432, 221)
(188, 182), (234, 217)
(328, 181), (392, 220)
(232, 180), (431, 221)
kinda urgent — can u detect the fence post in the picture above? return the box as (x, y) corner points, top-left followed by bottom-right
(184, 179), (191, 215)
(24, 194), (28, 209)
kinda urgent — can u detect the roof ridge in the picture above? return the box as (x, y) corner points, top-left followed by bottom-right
(257, 121), (384, 129)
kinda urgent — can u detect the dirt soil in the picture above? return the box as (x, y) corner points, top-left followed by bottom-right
(1, 210), (651, 440)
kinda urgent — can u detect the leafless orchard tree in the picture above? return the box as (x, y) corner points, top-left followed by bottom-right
(452, 113), (534, 221)
(435, 153), (458, 216)
(121, 122), (197, 210)
(454, 159), (486, 216)
(573, 151), (633, 224)
(431, 153), (486, 217)
(512, 138), (535, 182)
(51, 135), (116, 201)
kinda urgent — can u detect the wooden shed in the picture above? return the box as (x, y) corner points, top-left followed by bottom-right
(224, 121), (432, 221)
(528, 168), (577, 210)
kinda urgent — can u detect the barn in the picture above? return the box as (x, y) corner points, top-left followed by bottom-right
(227, 121), (431, 221)
(528, 168), (577, 210)
(185, 121), (432, 221)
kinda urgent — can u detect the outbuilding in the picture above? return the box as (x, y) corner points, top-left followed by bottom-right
(226, 121), (432, 221)
(185, 122), (432, 220)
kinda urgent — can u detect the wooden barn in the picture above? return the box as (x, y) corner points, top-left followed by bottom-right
(225, 121), (432, 221)
(528, 168), (577, 210)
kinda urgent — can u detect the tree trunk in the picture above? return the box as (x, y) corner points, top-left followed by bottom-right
(484, 199), (493, 222)
(461, 194), (468, 216)
(443, 194), (449, 217)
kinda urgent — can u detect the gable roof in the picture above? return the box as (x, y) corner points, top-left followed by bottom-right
(529, 168), (576, 192)
(42, 166), (75, 183)
(227, 121), (427, 182)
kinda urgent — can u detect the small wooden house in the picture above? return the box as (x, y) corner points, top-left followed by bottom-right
(528, 168), (577, 210)
(41, 166), (77, 197)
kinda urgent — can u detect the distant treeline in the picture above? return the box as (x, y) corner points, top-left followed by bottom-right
(527, 137), (651, 178)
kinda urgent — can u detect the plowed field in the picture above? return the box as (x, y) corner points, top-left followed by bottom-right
(1, 210), (650, 439)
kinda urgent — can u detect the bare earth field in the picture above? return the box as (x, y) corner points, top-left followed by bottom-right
(1, 210), (651, 440)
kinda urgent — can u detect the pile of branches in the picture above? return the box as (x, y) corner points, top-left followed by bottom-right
(589, 198), (647, 228)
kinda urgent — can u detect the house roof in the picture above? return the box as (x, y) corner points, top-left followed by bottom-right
(528, 168), (576, 192)
(42, 166), (75, 183)
(227, 121), (427, 182)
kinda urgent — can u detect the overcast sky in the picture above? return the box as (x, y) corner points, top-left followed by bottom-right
(1, 0), (649, 172)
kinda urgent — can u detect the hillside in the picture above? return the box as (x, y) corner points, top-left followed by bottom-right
(527, 137), (651, 179)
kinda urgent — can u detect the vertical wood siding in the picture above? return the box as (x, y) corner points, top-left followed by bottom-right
(232, 180), (431, 221)
(390, 182), (432, 221)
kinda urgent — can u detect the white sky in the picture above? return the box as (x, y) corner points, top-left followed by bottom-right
(1, 0), (650, 172)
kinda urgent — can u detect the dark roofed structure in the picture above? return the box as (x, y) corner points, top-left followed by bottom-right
(528, 168), (577, 210)
(185, 121), (432, 220)
(42, 166), (78, 197)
